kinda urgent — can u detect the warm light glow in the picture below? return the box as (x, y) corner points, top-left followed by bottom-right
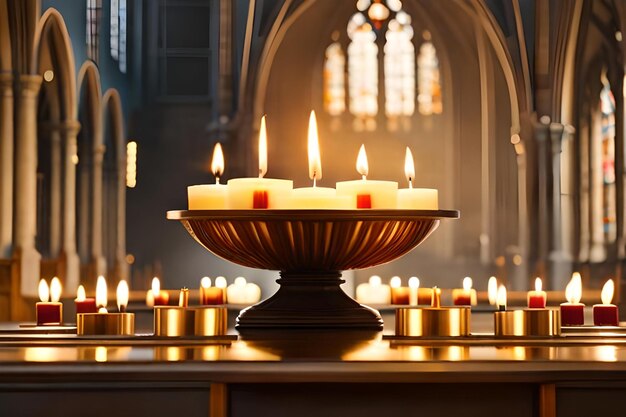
(404, 147), (415, 186)
(76, 285), (86, 302)
(497, 285), (507, 310)
(38, 279), (49, 303)
(601, 279), (615, 305)
(368, 2), (389, 21)
(50, 277), (62, 303)
(117, 280), (129, 312)
(356, 144), (369, 179)
(126, 141), (137, 188)
(535, 277), (542, 292)
(43, 70), (54, 82)
(201, 276), (211, 288)
(369, 275), (381, 287)
(307, 110), (322, 182)
(95, 346), (107, 363)
(234, 277), (247, 287)
(408, 276), (420, 289)
(389, 276), (401, 288)
(258, 115), (268, 178)
(211, 143), (224, 181)
(96, 275), (108, 310)
(487, 276), (498, 306)
(462, 277), (473, 291)
(152, 277), (161, 297)
(566, 272), (582, 304)
(215, 276), (227, 288)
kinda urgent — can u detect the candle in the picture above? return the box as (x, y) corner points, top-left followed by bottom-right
(487, 276), (498, 306)
(389, 276), (409, 305)
(76, 277), (135, 336)
(497, 284), (507, 311)
(593, 279), (619, 326)
(408, 276), (419, 306)
(96, 275), (108, 313)
(226, 277), (261, 304)
(527, 277), (547, 308)
(199, 276), (225, 305)
(431, 286), (442, 308)
(336, 144), (398, 209)
(560, 272), (585, 326)
(397, 147), (438, 209)
(355, 275), (391, 305)
(117, 280), (130, 312)
(215, 276), (228, 303)
(36, 277), (63, 326)
(187, 143), (228, 209)
(418, 288), (433, 305)
(452, 277), (477, 306)
(75, 284), (97, 314)
(227, 116), (292, 208)
(285, 111), (351, 209)
(147, 277), (170, 306)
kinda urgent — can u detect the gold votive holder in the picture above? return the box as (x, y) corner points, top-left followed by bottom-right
(154, 306), (227, 337)
(395, 306), (471, 337)
(76, 313), (135, 336)
(494, 308), (561, 337)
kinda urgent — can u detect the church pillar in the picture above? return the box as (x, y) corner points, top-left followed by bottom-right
(48, 127), (62, 258)
(91, 143), (106, 277)
(533, 116), (551, 279)
(12, 74), (42, 300)
(0, 72), (13, 258)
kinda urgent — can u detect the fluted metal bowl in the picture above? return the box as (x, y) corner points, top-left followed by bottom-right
(167, 209), (459, 330)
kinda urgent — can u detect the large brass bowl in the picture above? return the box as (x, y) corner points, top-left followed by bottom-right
(167, 209), (459, 330)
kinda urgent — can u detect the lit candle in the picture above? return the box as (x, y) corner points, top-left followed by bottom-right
(593, 279), (619, 326)
(96, 275), (108, 313)
(286, 111), (351, 209)
(227, 116), (293, 208)
(408, 276), (419, 306)
(497, 284), (507, 311)
(336, 144), (398, 209)
(389, 276), (409, 305)
(75, 284), (97, 314)
(215, 276), (228, 303)
(117, 280), (130, 313)
(560, 272), (585, 326)
(147, 277), (170, 306)
(36, 278), (63, 326)
(187, 143), (228, 209)
(487, 276), (498, 306)
(527, 277), (547, 308)
(199, 276), (225, 305)
(355, 275), (391, 305)
(452, 277), (477, 306)
(397, 147), (438, 209)
(76, 276), (135, 336)
(226, 277), (261, 304)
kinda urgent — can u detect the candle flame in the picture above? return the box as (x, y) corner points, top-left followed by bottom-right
(211, 143), (224, 181)
(497, 285), (507, 310)
(535, 277), (542, 292)
(235, 276), (247, 287)
(408, 276), (420, 289)
(404, 147), (415, 187)
(307, 110), (322, 182)
(96, 275), (107, 309)
(76, 285), (86, 302)
(201, 276), (211, 289)
(389, 276), (401, 288)
(566, 272), (582, 304)
(356, 144), (369, 179)
(116, 280), (129, 312)
(462, 277), (473, 291)
(215, 276), (227, 288)
(601, 279), (615, 305)
(152, 276), (161, 297)
(50, 277), (62, 303)
(38, 279), (49, 303)
(259, 115), (268, 178)
(487, 276), (498, 306)
(369, 275), (381, 287)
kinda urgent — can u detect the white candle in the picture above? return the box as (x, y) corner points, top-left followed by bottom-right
(227, 116), (292, 208)
(226, 277), (262, 304)
(408, 276), (419, 306)
(336, 144), (398, 209)
(397, 146), (438, 209)
(487, 276), (498, 306)
(355, 275), (391, 304)
(188, 143), (228, 209)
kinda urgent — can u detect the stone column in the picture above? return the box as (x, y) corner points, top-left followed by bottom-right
(533, 117), (551, 278)
(58, 120), (81, 291)
(115, 160), (127, 281)
(12, 74), (42, 298)
(48, 127), (62, 258)
(0, 72), (13, 258)
(91, 142), (106, 277)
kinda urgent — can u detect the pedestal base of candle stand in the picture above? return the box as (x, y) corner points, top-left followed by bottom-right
(235, 271), (383, 330)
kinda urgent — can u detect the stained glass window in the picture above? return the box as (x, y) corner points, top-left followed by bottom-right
(417, 31), (442, 116)
(86, 0), (102, 63)
(110, 0), (127, 73)
(323, 42), (346, 117)
(600, 78), (616, 242)
(119, 0), (127, 73)
(384, 11), (414, 131)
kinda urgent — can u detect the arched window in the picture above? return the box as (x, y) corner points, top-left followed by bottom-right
(417, 31), (442, 116)
(86, 0), (102, 63)
(384, 11), (414, 131)
(323, 41), (346, 118)
(599, 76), (616, 242)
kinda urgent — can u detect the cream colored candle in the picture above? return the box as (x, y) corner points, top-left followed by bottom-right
(336, 144), (398, 209)
(226, 277), (262, 304)
(355, 275), (391, 305)
(397, 146), (438, 209)
(188, 143), (228, 209)
(227, 116), (293, 208)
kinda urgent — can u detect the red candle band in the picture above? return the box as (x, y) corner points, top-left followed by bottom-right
(453, 295), (472, 306)
(200, 287), (225, 305)
(390, 288), (409, 305)
(253, 190), (269, 209)
(593, 304), (619, 326)
(154, 293), (170, 306)
(560, 304), (585, 326)
(528, 295), (546, 309)
(75, 298), (98, 314)
(356, 194), (371, 209)
(36, 302), (63, 326)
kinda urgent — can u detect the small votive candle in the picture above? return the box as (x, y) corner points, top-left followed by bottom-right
(147, 277), (170, 306)
(199, 276), (225, 305)
(593, 279), (619, 326)
(390, 276), (409, 305)
(560, 272), (585, 326)
(355, 275), (391, 305)
(226, 277), (262, 305)
(75, 284), (97, 314)
(527, 277), (547, 308)
(452, 277), (477, 306)
(36, 278), (63, 326)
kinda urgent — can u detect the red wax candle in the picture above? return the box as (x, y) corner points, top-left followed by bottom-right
(356, 194), (371, 209)
(527, 278), (547, 308)
(200, 287), (225, 305)
(390, 287), (409, 305)
(75, 298), (97, 314)
(453, 294), (472, 305)
(153, 292), (170, 306)
(36, 302), (62, 325)
(593, 304), (619, 326)
(560, 303), (585, 326)
(253, 190), (269, 209)
(452, 277), (476, 306)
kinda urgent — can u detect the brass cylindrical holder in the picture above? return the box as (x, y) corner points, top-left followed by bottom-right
(154, 306), (227, 337)
(395, 306), (471, 337)
(494, 308), (561, 337)
(76, 313), (135, 336)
